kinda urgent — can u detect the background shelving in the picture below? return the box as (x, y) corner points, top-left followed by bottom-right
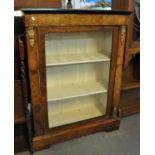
(120, 88), (140, 116)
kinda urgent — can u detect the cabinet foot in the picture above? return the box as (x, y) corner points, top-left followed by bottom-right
(104, 125), (120, 132)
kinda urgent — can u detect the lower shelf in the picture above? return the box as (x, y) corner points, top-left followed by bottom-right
(48, 94), (107, 128)
(121, 77), (140, 91)
(14, 80), (26, 125)
(122, 52), (140, 91)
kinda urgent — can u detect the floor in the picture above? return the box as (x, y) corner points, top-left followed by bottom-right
(16, 114), (140, 155)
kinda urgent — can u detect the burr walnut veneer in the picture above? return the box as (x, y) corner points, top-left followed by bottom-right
(23, 9), (131, 151)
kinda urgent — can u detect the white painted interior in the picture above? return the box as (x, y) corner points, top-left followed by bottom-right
(48, 93), (107, 128)
(45, 31), (112, 128)
(46, 62), (110, 101)
(45, 32), (112, 66)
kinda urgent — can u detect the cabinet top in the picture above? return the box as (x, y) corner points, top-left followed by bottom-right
(23, 8), (131, 27)
(21, 8), (131, 15)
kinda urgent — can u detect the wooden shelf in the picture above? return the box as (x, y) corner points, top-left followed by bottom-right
(14, 123), (28, 153)
(122, 56), (140, 91)
(128, 46), (140, 55)
(14, 116), (26, 124)
(121, 77), (140, 91)
(46, 52), (110, 67)
(48, 94), (107, 128)
(47, 81), (107, 102)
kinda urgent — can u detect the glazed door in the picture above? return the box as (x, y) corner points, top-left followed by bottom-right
(37, 26), (119, 131)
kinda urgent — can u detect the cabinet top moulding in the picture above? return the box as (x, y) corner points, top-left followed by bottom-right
(22, 9), (131, 27)
(22, 8), (131, 15)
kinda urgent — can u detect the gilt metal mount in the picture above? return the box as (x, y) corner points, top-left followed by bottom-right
(27, 27), (35, 47)
(121, 26), (126, 43)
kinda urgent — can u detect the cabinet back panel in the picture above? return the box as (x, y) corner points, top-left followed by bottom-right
(45, 32), (112, 58)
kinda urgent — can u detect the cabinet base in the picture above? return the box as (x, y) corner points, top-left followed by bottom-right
(32, 118), (120, 151)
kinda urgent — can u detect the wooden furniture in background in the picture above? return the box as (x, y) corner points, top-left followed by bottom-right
(14, 1), (61, 152)
(14, 0), (61, 9)
(14, 17), (28, 152)
(112, 0), (134, 11)
(113, 0), (140, 116)
(23, 9), (130, 151)
(121, 54), (140, 116)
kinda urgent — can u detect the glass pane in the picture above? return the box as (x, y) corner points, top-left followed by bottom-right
(45, 31), (112, 128)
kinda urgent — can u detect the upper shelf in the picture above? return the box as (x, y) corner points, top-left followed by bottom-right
(46, 52), (110, 67)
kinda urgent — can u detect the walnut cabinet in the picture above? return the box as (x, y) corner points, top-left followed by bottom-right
(24, 10), (131, 151)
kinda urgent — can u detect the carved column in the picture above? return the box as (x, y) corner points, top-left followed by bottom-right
(18, 36), (33, 153)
